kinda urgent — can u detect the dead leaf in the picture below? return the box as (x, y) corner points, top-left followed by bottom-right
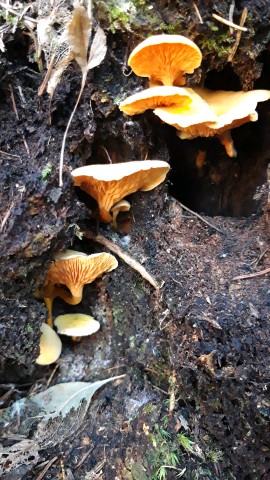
(67, 3), (92, 71)
(87, 27), (107, 71)
(0, 375), (125, 473)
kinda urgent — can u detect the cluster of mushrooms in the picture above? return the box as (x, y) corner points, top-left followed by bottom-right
(36, 161), (170, 365)
(119, 34), (270, 157)
(36, 33), (270, 365)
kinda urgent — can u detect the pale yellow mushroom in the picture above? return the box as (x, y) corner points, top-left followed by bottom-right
(36, 323), (62, 366)
(54, 313), (100, 337)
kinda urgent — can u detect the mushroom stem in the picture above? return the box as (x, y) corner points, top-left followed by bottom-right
(219, 130), (237, 157)
(54, 286), (82, 306)
(44, 297), (53, 328)
(99, 207), (113, 223)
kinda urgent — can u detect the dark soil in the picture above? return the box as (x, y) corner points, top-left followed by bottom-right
(1, 1), (270, 479)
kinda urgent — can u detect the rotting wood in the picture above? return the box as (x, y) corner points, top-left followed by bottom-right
(83, 231), (160, 290)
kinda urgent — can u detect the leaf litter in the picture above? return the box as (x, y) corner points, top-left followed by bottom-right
(0, 375), (124, 475)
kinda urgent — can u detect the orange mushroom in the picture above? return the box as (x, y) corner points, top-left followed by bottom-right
(37, 249), (118, 326)
(119, 86), (192, 115)
(72, 160), (170, 223)
(154, 87), (270, 157)
(128, 34), (202, 86)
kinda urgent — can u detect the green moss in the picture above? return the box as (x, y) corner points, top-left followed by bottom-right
(41, 162), (53, 182)
(95, 0), (185, 35)
(198, 26), (234, 58)
(112, 304), (126, 325)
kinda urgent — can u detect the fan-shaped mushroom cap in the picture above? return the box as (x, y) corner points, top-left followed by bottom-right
(36, 323), (62, 365)
(128, 35), (202, 86)
(54, 313), (100, 337)
(154, 88), (218, 136)
(46, 250), (118, 302)
(194, 87), (270, 133)
(119, 86), (192, 115)
(72, 160), (170, 223)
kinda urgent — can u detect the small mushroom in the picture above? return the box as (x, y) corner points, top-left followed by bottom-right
(72, 160), (170, 223)
(111, 199), (131, 228)
(54, 313), (100, 337)
(38, 250), (118, 326)
(36, 323), (62, 365)
(128, 34), (202, 86)
(119, 86), (192, 115)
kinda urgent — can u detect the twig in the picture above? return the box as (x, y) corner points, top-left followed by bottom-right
(75, 447), (94, 469)
(1, 200), (15, 232)
(168, 370), (177, 419)
(212, 12), (248, 31)
(46, 363), (59, 387)
(9, 84), (19, 120)
(0, 2), (38, 23)
(250, 248), (268, 268)
(36, 456), (58, 480)
(228, 7), (248, 61)
(192, 2), (203, 23)
(233, 266), (270, 281)
(178, 201), (225, 234)
(228, 1), (235, 33)
(83, 231), (160, 289)
(38, 53), (56, 96)
(22, 136), (30, 155)
(0, 149), (19, 157)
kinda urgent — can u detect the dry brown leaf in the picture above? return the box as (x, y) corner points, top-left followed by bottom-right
(67, 3), (92, 71)
(88, 26), (107, 70)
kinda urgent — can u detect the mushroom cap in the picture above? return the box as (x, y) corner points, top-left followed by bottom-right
(36, 323), (62, 365)
(128, 34), (202, 86)
(194, 87), (270, 133)
(54, 313), (100, 336)
(119, 86), (192, 115)
(46, 250), (118, 298)
(154, 88), (218, 136)
(72, 160), (170, 223)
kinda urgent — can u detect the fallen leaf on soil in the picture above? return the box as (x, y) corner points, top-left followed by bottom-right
(0, 375), (124, 475)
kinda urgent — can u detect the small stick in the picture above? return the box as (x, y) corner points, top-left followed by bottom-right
(1, 200), (15, 232)
(75, 447), (94, 469)
(233, 266), (270, 281)
(36, 457), (58, 480)
(212, 12), (248, 31)
(228, 1), (235, 33)
(192, 2), (203, 24)
(83, 231), (160, 289)
(228, 8), (248, 61)
(9, 84), (19, 120)
(178, 201), (225, 234)
(46, 363), (59, 387)
(0, 149), (19, 157)
(22, 136), (30, 155)
(0, 2), (38, 23)
(38, 53), (56, 96)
